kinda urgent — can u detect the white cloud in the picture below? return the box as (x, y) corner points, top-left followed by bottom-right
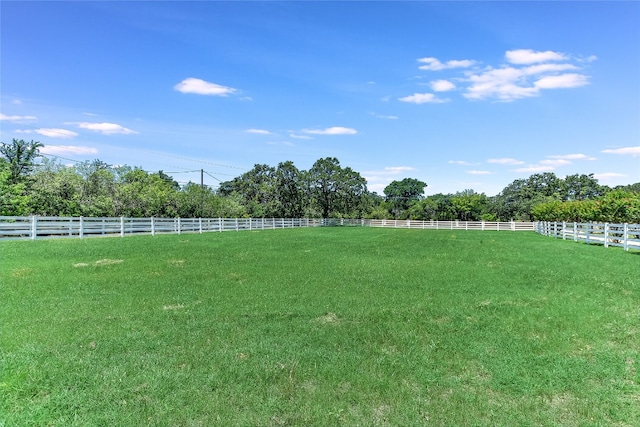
(540, 159), (572, 167)
(398, 93), (447, 104)
(467, 170), (493, 175)
(548, 153), (596, 160)
(488, 158), (525, 165)
(431, 80), (456, 92)
(601, 146), (640, 157)
(71, 122), (138, 135)
(302, 126), (357, 135)
(384, 166), (415, 173)
(246, 129), (272, 135)
(23, 128), (79, 138)
(174, 77), (237, 96)
(370, 112), (399, 120)
(534, 73), (589, 89)
(289, 133), (314, 140)
(513, 165), (556, 173)
(418, 57), (476, 71)
(41, 145), (98, 155)
(593, 172), (626, 181)
(449, 160), (478, 166)
(0, 113), (37, 122)
(505, 49), (567, 64)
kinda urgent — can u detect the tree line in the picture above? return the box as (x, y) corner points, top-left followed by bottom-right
(1, 138), (639, 222)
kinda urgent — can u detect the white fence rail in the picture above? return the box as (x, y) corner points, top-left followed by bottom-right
(0, 216), (535, 240)
(536, 221), (640, 251)
(367, 219), (534, 231)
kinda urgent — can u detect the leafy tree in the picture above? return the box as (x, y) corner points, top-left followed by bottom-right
(384, 178), (427, 219)
(308, 157), (367, 218)
(450, 189), (489, 221)
(29, 160), (83, 216)
(0, 159), (31, 215)
(219, 164), (278, 217)
(273, 161), (306, 218)
(74, 160), (118, 216)
(0, 138), (43, 184)
(561, 173), (606, 201)
(492, 173), (563, 221)
(115, 168), (180, 217)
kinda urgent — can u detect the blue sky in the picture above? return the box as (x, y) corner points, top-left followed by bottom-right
(1, 1), (639, 196)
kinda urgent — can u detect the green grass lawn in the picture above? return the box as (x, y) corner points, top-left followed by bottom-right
(1, 228), (639, 426)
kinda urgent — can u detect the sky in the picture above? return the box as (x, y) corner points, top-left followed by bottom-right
(1, 1), (639, 196)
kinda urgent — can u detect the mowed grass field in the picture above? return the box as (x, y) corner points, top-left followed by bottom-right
(1, 228), (639, 426)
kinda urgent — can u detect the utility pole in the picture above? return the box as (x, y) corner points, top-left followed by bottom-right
(200, 169), (204, 217)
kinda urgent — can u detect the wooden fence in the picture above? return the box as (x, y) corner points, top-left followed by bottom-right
(0, 216), (535, 240)
(535, 221), (640, 251)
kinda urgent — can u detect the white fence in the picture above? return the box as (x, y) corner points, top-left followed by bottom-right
(0, 216), (535, 240)
(367, 219), (534, 231)
(536, 221), (640, 251)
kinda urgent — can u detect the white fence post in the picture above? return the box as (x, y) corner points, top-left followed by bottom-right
(604, 223), (609, 248)
(31, 215), (38, 240)
(80, 216), (84, 239)
(623, 223), (629, 251)
(120, 217), (124, 237)
(151, 217), (156, 236)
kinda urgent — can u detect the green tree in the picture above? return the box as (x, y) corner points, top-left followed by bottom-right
(450, 189), (489, 221)
(0, 138), (43, 184)
(308, 157), (367, 218)
(561, 173), (605, 201)
(384, 178), (427, 219)
(28, 159), (83, 216)
(274, 161), (306, 218)
(0, 159), (31, 215)
(219, 164), (278, 217)
(75, 160), (117, 216)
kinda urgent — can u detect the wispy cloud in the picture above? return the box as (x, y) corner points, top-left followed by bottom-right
(467, 170), (493, 175)
(593, 172), (626, 181)
(302, 126), (357, 135)
(418, 57), (476, 71)
(548, 153), (596, 160)
(370, 112), (399, 120)
(398, 93), (447, 104)
(174, 77), (238, 96)
(384, 166), (415, 173)
(448, 160), (478, 166)
(289, 133), (314, 140)
(513, 165), (556, 173)
(69, 122), (138, 135)
(0, 113), (37, 122)
(601, 146), (640, 157)
(17, 128), (78, 138)
(488, 158), (525, 165)
(41, 145), (98, 155)
(539, 159), (572, 167)
(245, 129), (272, 135)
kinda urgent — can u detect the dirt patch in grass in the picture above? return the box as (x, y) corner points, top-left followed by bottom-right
(162, 304), (185, 310)
(315, 312), (340, 324)
(11, 268), (33, 277)
(73, 259), (124, 268)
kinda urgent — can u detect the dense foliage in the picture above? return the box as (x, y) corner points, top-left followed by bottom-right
(1, 138), (638, 222)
